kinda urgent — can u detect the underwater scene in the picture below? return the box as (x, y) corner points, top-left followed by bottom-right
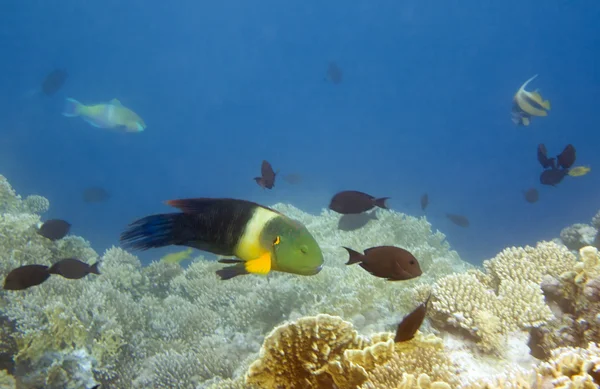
(1, 0), (600, 388)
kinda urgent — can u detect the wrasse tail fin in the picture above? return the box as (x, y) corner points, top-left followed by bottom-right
(120, 213), (187, 250)
(343, 246), (365, 265)
(62, 98), (82, 117)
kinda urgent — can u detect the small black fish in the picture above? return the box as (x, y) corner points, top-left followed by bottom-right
(344, 246), (422, 281)
(3, 264), (50, 290)
(325, 62), (343, 84)
(537, 144), (556, 170)
(337, 211), (378, 231)
(37, 219), (71, 241)
(523, 188), (539, 203)
(557, 144), (576, 169)
(329, 191), (389, 214)
(395, 295), (430, 343)
(41, 69), (68, 96)
(420, 194), (429, 211)
(446, 213), (470, 227)
(282, 173), (302, 185)
(540, 168), (569, 186)
(254, 160), (277, 189)
(83, 186), (110, 203)
(48, 258), (100, 279)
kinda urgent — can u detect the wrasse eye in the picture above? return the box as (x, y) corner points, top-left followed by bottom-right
(273, 236), (281, 246)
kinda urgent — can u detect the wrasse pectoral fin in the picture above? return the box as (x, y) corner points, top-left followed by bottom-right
(245, 252), (272, 275)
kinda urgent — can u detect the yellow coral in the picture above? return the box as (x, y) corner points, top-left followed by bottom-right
(534, 342), (600, 389)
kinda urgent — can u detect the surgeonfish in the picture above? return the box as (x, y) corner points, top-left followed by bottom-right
(395, 295), (430, 343)
(568, 166), (591, 177)
(523, 188), (539, 203)
(3, 265), (51, 290)
(329, 191), (390, 214)
(420, 193), (429, 211)
(254, 160), (277, 189)
(120, 198), (324, 280)
(511, 75), (551, 126)
(62, 98), (146, 133)
(48, 258), (100, 279)
(41, 69), (68, 96)
(343, 246), (422, 281)
(37, 219), (71, 241)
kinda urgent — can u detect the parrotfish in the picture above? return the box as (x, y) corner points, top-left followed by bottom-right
(511, 75), (551, 126)
(62, 98), (146, 133)
(120, 198), (324, 280)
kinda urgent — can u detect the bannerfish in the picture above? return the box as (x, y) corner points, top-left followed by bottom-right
(254, 160), (277, 189)
(420, 193), (429, 211)
(395, 295), (430, 343)
(329, 191), (390, 214)
(511, 74), (551, 126)
(337, 211), (377, 232)
(540, 168), (569, 186)
(160, 248), (193, 265)
(523, 188), (539, 203)
(120, 198), (324, 280)
(537, 144), (556, 170)
(3, 264), (51, 290)
(446, 213), (470, 228)
(326, 62), (343, 84)
(62, 98), (146, 133)
(41, 69), (68, 96)
(557, 144), (576, 169)
(48, 258), (100, 279)
(83, 186), (110, 203)
(568, 166), (591, 177)
(343, 246), (422, 281)
(37, 219), (71, 241)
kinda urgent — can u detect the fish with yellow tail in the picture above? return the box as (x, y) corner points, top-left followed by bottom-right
(511, 74), (551, 126)
(120, 198), (324, 280)
(568, 166), (591, 177)
(160, 248), (194, 265)
(62, 98), (146, 132)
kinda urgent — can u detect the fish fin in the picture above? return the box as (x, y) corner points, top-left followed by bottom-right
(109, 98), (122, 106)
(541, 99), (551, 110)
(522, 117), (530, 126)
(244, 252), (272, 275)
(62, 98), (82, 117)
(135, 122), (144, 131)
(82, 117), (104, 128)
(216, 264), (249, 280)
(343, 246), (365, 265)
(89, 262), (101, 275)
(218, 258), (243, 264)
(520, 74), (539, 91)
(374, 197), (390, 209)
(120, 213), (189, 250)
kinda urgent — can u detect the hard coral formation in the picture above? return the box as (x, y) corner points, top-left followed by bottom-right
(0, 175), (465, 388)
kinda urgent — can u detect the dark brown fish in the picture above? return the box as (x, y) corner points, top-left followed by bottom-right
(41, 69), (68, 96)
(329, 191), (389, 214)
(420, 193), (429, 211)
(556, 144), (576, 169)
(3, 264), (50, 290)
(48, 258), (100, 279)
(254, 160), (277, 189)
(337, 211), (378, 231)
(446, 213), (470, 227)
(343, 246), (422, 281)
(395, 295), (430, 343)
(523, 188), (539, 203)
(537, 144), (556, 169)
(37, 219), (71, 241)
(540, 168), (568, 186)
(326, 62), (343, 84)
(83, 186), (110, 203)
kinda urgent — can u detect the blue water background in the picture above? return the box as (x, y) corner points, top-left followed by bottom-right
(1, 0), (599, 264)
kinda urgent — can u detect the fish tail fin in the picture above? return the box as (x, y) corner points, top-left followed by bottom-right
(62, 98), (83, 117)
(89, 261), (101, 275)
(254, 177), (265, 188)
(120, 213), (190, 250)
(522, 117), (530, 126)
(216, 264), (249, 280)
(374, 197), (390, 209)
(343, 246), (365, 265)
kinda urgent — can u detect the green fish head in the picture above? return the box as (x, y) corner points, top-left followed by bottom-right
(271, 220), (324, 276)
